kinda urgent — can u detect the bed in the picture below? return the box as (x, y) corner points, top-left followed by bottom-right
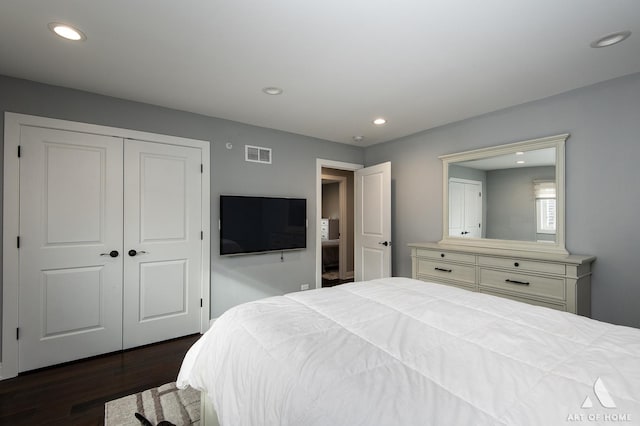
(177, 277), (640, 425)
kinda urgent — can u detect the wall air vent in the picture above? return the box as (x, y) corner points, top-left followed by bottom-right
(245, 145), (272, 164)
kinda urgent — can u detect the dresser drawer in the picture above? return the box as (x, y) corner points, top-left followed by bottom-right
(479, 268), (565, 301)
(479, 289), (565, 311)
(416, 259), (475, 285)
(478, 256), (565, 275)
(415, 249), (475, 264)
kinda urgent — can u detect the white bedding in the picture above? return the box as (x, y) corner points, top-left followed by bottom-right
(177, 277), (640, 425)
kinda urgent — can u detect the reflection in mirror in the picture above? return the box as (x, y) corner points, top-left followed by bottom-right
(449, 147), (556, 242)
(440, 134), (567, 254)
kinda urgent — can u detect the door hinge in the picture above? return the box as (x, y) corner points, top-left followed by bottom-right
(17, 236), (20, 249)
(201, 231), (204, 240)
(16, 328), (20, 340)
(201, 164), (203, 173)
(18, 145), (21, 158)
(200, 298), (203, 308)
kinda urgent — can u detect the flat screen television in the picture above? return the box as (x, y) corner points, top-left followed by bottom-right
(220, 195), (307, 255)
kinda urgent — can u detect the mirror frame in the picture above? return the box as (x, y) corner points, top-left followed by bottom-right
(439, 133), (569, 254)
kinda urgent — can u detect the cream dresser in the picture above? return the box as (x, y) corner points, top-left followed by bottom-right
(409, 242), (595, 316)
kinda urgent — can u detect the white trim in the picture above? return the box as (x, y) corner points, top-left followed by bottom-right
(449, 177), (482, 185)
(1, 112), (211, 380)
(439, 133), (568, 254)
(316, 159), (363, 289)
(337, 177), (348, 280)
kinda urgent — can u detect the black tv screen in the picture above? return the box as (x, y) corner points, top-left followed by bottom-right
(220, 195), (307, 255)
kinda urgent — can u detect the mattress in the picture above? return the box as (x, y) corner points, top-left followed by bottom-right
(177, 277), (640, 425)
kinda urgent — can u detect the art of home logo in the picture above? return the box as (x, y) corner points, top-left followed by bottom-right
(566, 377), (632, 423)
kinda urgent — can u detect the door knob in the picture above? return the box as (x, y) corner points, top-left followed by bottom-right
(378, 241), (391, 247)
(128, 249), (148, 257)
(100, 250), (119, 258)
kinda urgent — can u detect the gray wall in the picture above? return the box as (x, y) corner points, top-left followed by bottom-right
(0, 75), (364, 332)
(485, 166), (555, 241)
(3, 70), (640, 338)
(322, 183), (340, 219)
(364, 72), (640, 329)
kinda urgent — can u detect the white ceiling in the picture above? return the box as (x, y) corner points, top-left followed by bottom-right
(455, 148), (555, 170)
(1, 1), (639, 146)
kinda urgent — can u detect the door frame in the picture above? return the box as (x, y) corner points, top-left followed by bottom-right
(1, 112), (211, 380)
(315, 159), (363, 289)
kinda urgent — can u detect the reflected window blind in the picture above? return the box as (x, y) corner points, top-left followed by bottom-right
(534, 180), (556, 234)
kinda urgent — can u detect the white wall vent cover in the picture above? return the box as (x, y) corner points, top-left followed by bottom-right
(245, 145), (272, 164)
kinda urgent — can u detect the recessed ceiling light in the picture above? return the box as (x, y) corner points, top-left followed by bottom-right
(515, 151), (524, 156)
(262, 87), (283, 95)
(48, 22), (86, 41)
(352, 136), (364, 142)
(373, 118), (387, 125)
(516, 160), (525, 164)
(590, 31), (631, 48)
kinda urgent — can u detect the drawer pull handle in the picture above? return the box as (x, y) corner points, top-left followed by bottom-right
(435, 267), (452, 273)
(505, 279), (529, 286)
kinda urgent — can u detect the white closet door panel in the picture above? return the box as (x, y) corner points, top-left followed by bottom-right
(45, 145), (104, 243)
(123, 140), (202, 349)
(18, 126), (123, 372)
(140, 154), (187, 241)
(139, 260), (188, 320)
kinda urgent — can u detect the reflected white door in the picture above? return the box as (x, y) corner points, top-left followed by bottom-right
(448, 178), (482, 238)
(122, 140), (202, 349)
(355, 162), (391, 281)
(18, 127), (124, 371)
(449, 181), (465, 236)
(464, 183), (482, 238)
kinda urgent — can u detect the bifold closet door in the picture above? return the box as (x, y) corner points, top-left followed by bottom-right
(18, 127), (124, 372)
(122, 140), (202, 349)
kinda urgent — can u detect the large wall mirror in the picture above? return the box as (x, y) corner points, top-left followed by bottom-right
(439, 134), (568, 254)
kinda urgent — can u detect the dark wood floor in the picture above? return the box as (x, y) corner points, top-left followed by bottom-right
(0, 334), (200, 426)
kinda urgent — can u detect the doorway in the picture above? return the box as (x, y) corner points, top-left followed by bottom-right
(321, 169), (355, 287)
(315, 159), (362, 289)
(315, 159), (392, 287)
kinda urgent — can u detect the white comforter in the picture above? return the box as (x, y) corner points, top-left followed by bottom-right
(177, 277), (640, 425)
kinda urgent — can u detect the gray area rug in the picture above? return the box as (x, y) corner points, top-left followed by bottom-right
(105, 382), (200, 426)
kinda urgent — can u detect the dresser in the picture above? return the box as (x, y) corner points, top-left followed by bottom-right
(409, 242), (595, 316)
(320, 218), (339, 241)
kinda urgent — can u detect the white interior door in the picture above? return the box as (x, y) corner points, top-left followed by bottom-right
(122, 140), (203, 349)
(355, 162), (391, 281)
(449, 180), (465, 236)
(449, 178), (482, 238)
(18, 127), (124, 371)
